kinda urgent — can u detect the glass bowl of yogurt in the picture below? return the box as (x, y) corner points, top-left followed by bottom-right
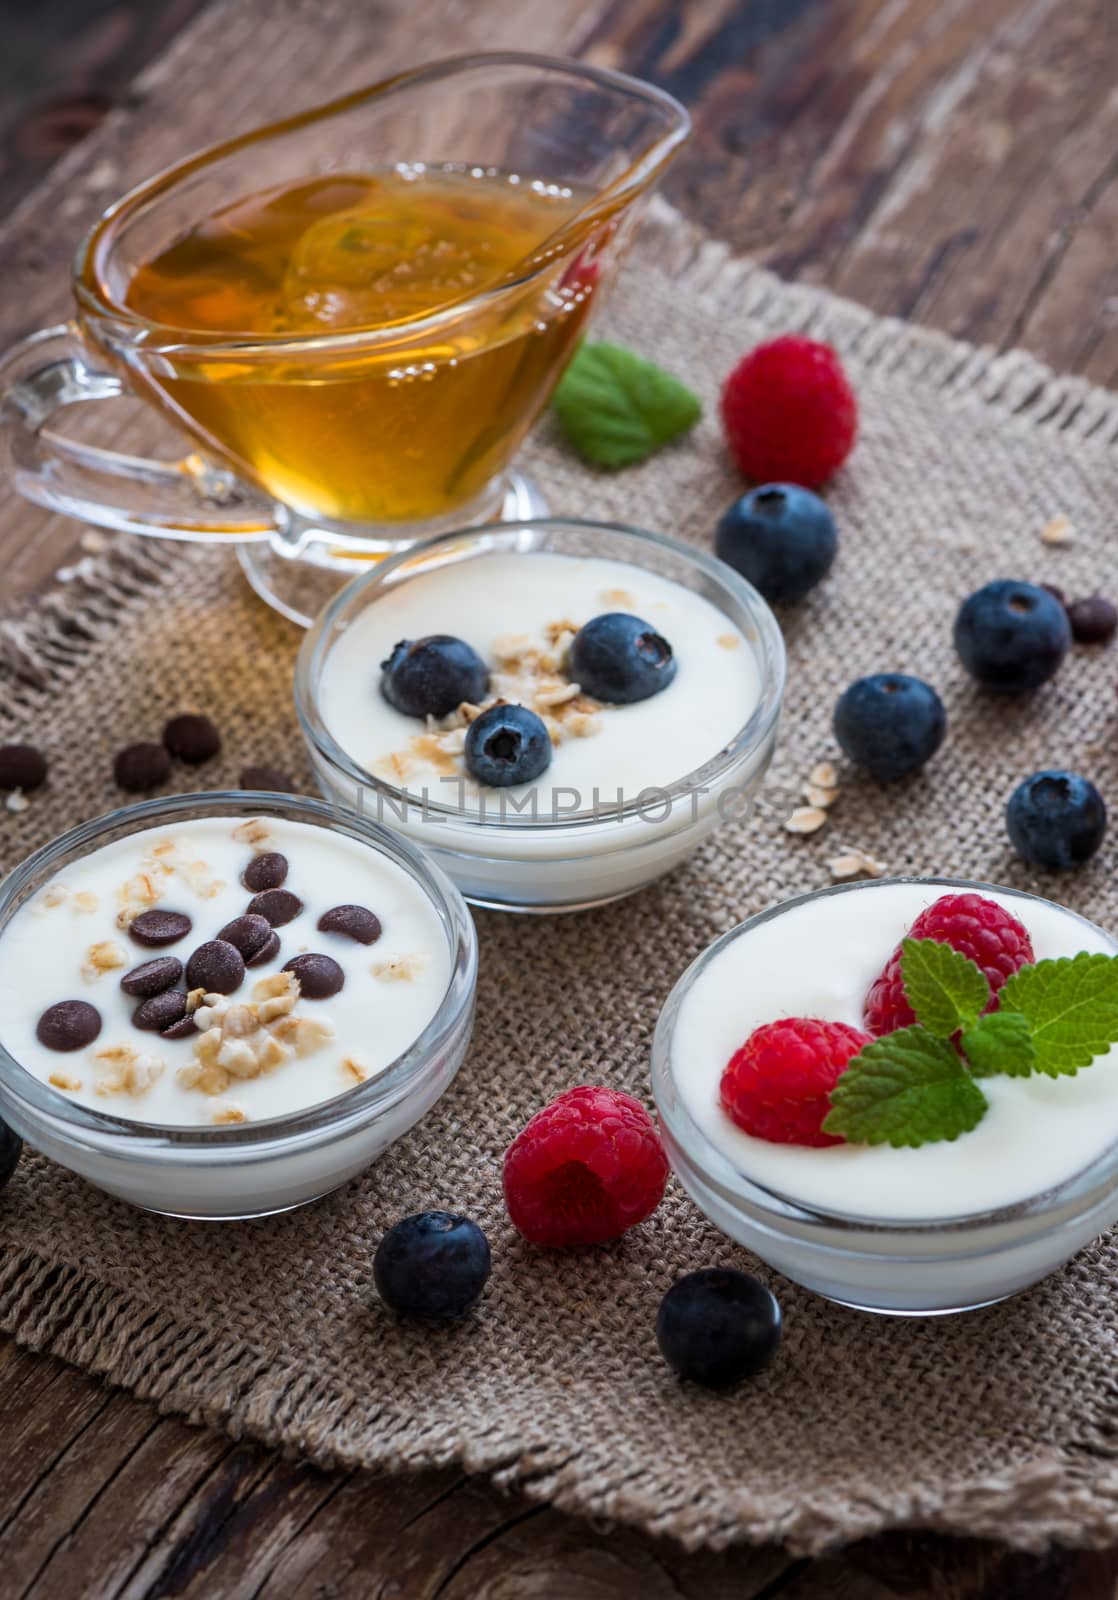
(295, 519), (785, 912)
(652, 877), (1118, 1316)
(0, 792), (477, 1219)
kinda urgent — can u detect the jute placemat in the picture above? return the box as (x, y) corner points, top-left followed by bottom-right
(1, 202), (1117, 1556)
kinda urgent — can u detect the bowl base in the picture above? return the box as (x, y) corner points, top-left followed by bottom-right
(238, 470), (549, 626)
(815, 1291), (1013, 1318)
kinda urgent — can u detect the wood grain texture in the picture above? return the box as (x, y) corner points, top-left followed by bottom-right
(1, 1), (1117, 1594)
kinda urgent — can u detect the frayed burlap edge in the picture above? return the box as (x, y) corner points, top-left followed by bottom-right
(3, 201), (1118, 1556)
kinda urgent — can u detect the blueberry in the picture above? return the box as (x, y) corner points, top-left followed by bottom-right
(832, 673), (946, 782)
(567, 613), (677, 704)
(381, 635), (489, 719)
(373, 1211), (491, 1320)
(954, 580), (1071, 693)
(1006, 770), (1107, 871)
(656, 1268), (781, 1389)
(714, 483), (837, 604)
(464, 704), (551, 788)
(0, 1118), (21, 1191)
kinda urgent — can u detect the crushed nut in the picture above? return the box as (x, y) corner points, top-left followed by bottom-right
(81, 939), (127, 982)
(252, 970), (300, 1022)
(232, 818), (273, 851)
(784, 807), (828, 836)
(341, 1056), (371, 1085)
(48, 1070), (82, 1092)
(1040, 514), (1073, 546)
(211, 1101), (247, 1125)
(544, 618), (580, 646)
(270, 1014), (335, 1057)
(535, 682), (580, 709)
(372, 953), (427, 983)
(93, 1044), (164, 1096)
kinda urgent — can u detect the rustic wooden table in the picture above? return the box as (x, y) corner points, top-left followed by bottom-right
(2, 1), (1118, 1594)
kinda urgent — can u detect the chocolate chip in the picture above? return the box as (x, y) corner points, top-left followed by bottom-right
(161, 1015), (198, 1041)
(242, 851), (288, 892)
(216, 913), (272, 960)
(282, 953), (345, 999)
(120, 956), (183, 998)
(246, 888), (303, 927)
(113, 742), (172, 792)
(239, 765), (297, 793)
(185, 940), (245, 995)
(162, 713), (221, 765)
(37, 1000), (101, 1051)
(132, 989), (187, 1032)
(0, 744), (47, 792)
(130, 909), (192, 948)
(245, 929), (281, 967)
(317, 904), (382, 945)
(1068, 595), (1118, 646)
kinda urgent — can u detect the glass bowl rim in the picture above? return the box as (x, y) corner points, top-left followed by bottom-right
(652, 875), (1118, 1236)
(0, 790), (477, 1154)
(294, 516), (787, 833)
(72, 50), (691, 355)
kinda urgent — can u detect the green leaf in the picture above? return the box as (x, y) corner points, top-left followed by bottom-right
(552, 341), (702, 468)
(822, 1026), (988, 1148)
(998, 952), (1118, 1077)
(961, 1010), (1036, 1078)
(900, 938), (990, 1037)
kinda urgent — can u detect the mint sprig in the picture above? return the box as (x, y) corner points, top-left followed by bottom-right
(822, 942), (1118, 1149)
(552, 342), (701, 468)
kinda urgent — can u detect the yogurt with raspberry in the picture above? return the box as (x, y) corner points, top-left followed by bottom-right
(301, 530), (784, 912)
(0, 815), (451, 1127)
(670, 880), (1118, 1221)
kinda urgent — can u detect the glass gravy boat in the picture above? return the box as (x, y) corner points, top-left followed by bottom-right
(0, 53), (689, 623)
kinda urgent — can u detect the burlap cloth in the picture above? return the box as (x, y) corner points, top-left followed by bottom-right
(1, 203), (1117, 1556)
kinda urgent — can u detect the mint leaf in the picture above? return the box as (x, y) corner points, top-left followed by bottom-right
(961, 1010), (1036, 1078)
(822, 1026), (988, 1147)
(552, 342), (701, 468)
(901, 938), (990, 1037)
(998, 952), (1118, 1077)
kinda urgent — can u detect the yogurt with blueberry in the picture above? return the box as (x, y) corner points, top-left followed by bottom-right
(308, 545), (778, 910)
(670, 881), (1118, 1221)
(0, 815), (451, 1125)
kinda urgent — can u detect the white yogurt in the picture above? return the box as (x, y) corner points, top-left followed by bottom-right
(673, 881), (1118, 1221)
(309, 549), (776, 910)
(0, 816), (451, 1127)
(319, 551), (759, 808)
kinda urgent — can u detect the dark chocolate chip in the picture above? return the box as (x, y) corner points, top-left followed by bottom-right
(1041, 583), (1067, 609)
(185, 939), (245, 995)
(1068, 595), (1118, 646)
(317, 904), (382, 945)
(282, 953), (345, 999)
(113, 742), (172, 792)
(239, 765), (297, 794)
(0, 744), (47, 792)
(37, 1000), (101, 1051)
(120, 956), (183, 998)
(129, 909), (192, 948)
(162, 713), (221, 765)
(132, 989), (187, 1032)
(245, 929), (281, 967)
(161, 1015), (198, 1041)
(242, 851), (288, 892)
(216, 913), (272, 960)
(246, 888), (304, 927)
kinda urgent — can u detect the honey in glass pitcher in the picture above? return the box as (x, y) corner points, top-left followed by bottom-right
(122, 164), (600, 525)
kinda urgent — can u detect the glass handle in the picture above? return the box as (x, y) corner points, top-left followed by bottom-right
(0, 323), (283, 544)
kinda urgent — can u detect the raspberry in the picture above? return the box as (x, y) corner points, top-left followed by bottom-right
(864, 893), (1036, 1037)
(720, 336), (858, 489)
(503, 1086), (668, 1247)
(719, 1018), (871, 1147)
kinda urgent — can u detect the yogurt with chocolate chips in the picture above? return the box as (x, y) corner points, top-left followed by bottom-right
(0, 816), (451, 1125)
(300, 525), (786, 912)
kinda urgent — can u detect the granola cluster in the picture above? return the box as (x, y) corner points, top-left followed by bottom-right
(176, 970), (334, 1103)
(373, 618), (605, 786)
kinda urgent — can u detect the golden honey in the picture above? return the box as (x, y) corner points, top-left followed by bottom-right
(118, 166), (598, 525)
